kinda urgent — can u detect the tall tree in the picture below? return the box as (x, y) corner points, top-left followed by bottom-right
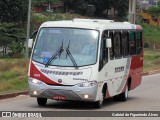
(112, 0), (128, 19)
(147, 5), (160, 26)
(87, 0), (128, 18)
(0, 0), (28, 24)
(0, 23), (25, 57)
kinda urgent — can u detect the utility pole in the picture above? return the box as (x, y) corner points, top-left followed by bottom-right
(26, 0), (32, 58)
(129, 0), (136, 24)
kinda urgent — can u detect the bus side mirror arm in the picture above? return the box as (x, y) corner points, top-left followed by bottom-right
(106, 38), (112, 48)
(30, 30), (38, 38)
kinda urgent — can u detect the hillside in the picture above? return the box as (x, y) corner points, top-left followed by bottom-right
(140, 22), (160, 49)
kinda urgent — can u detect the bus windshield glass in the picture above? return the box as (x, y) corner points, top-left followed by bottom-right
(32, 28), (99, 67)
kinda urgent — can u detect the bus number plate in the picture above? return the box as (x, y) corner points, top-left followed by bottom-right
(53, 95), (66, 100)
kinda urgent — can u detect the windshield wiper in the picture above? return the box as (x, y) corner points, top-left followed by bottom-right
(45, 41), (64, 67)
(66, 41), (79, 69)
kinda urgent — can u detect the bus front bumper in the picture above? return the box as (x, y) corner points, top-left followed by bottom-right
(28, 79), (98, 102)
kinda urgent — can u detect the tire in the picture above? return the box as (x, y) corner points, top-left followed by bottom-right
(119, 84), (129, 101)
(113, 84), (129, 101)
(94, 92), (104, 108)
(37, 98), (47, 106)
(113, 95), (120, 101)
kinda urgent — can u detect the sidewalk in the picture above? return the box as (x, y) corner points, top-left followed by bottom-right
(0, 70), (160, 100)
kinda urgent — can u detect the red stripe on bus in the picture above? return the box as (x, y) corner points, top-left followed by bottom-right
(30, 61), (61, 85)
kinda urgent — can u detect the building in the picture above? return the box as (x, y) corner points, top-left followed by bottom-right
(33, 2), (64, 13)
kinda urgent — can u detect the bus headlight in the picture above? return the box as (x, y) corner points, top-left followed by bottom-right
(29, 77), (43, 85)
(76, 81), (97, 87)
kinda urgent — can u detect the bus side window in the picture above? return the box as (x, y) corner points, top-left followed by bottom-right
(136, 32), (142, 55)
(129, 31), (136, 55)
(99, 31), (108, 71)
(109, 32), (114, 60)
(102, 32), (108, 63)
(114, 32), (122, 59)
(121, 32), (129, 57)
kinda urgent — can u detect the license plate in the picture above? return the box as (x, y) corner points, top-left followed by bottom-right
(53, 95), (66, 100)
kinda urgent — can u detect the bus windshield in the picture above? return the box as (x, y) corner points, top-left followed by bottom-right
(32, 28), (99, 67)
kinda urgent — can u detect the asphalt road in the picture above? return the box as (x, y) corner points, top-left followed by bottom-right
(0, 74), (160, 120)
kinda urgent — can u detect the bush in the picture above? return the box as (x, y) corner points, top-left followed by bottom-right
(144, 42), (149, 48)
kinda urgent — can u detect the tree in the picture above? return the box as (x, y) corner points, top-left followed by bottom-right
(0, 23), (25, 57)
(0, 0), (28, 58)
(86, 0), (128, 19)
(112, 0), (128, 19)
(147, 5), (160, 26)
(0, 0), (28, 25)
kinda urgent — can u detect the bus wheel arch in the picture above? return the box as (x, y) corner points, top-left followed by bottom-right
(94, 83), (107, 108)
(118, 77), (132, 101)
(113, 77), (131, 101)
(102, 83), (107, 98)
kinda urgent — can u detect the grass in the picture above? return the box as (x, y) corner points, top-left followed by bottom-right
(143, 49), (160, 72)
(0, 59), (29, 94)
(140, 22), (160, 49)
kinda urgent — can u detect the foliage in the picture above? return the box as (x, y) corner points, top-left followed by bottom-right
(147, 5), (160, 25)
(32, 0), (128, 19)
(8, 41), (25, 58)
(0, 23), (25, 58)
(86, 0), (128, 18)
(138, 22), (160, 49)
(0, 0), (28, 24)
(158, 1), (160, 6)
(0, 0), (29, 58)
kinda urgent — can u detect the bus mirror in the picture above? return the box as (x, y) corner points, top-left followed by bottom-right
(106, 38), (112, 48)
(28, 39), (33, 48)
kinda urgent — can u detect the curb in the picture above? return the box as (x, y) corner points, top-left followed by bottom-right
(142, 69), (160, 76)
(0, 70), (160, 100)
(0, 91), (29, 100)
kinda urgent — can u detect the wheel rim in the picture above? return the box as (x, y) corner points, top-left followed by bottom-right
(99, 92), (104, 105)
(125, 85), (128, 99)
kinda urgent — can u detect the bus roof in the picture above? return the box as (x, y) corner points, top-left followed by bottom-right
(40, 19), (142, 31)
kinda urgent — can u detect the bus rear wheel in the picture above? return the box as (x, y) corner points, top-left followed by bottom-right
(113, 84), (129, 101)
(37, 98), (47, 106)
(119, 84), (129, 101)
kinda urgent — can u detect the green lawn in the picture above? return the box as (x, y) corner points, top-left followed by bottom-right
(0, 59), (28, 94)
(143, 49), (160, 72)
(140, 23), (160, 49)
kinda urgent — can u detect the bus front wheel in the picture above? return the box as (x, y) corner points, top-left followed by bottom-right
(37, 98), (47, 106)
(94, 92), (104, 108)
